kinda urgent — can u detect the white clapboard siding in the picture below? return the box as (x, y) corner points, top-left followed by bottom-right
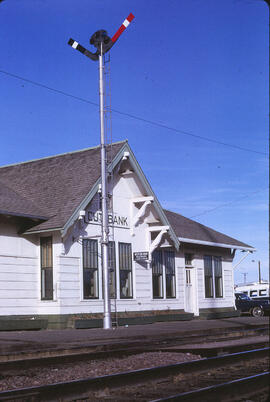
(0, 255), (38, 315)
(224, 269), (233, 298)
(58, 256), (80, 310)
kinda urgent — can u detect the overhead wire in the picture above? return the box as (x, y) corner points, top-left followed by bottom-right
(0, 69), (267, 156)
(188, 188), (268, 219)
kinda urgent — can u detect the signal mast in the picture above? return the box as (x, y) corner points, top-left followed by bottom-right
(68, 13), (135, 329)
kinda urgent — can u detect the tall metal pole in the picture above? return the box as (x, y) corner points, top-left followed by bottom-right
(258, 260), (261, 284)
(99, 43), (111, 329)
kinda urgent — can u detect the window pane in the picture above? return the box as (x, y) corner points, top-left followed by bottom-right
(119, 243), (132, 270)
(214, 257), (223, 298)
(164, 251), (175, 298)
(108, 242), (116, 298)
(185, 253), (193, 266)
(153, 273), (163, 298)
(152, 250), (163, 274)
(166, 274), (175, 298)
(120, 270), (132, 298)
(152, 250), (163, 298)
(204, 255), (213, 298)
(83, 268), (98, 298)
(40, 237), (53, 300)
(83, 239), (98, 299)
(119, 243), (132, 298)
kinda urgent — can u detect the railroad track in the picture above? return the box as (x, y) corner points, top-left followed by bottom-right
(0, 325), (268, 368)
(0, 347), (268, 401)
(151, 372), (270, 401)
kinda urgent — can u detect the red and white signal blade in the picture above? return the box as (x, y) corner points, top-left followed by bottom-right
(111, 13), (135, 43)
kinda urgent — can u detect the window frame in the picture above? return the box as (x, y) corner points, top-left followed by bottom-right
(108, 241), (116, 299)
(152, 249), (176, 299)
(40, 236), (53, 301)
(164, 250), (176, 299)
(204, 255), (223, 299)
(152, 250), (164, 299)
(118, 242), (133, 299)
(82, 239), (99, 299)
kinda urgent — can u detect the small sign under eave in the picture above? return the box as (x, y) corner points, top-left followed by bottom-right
(133, 252), (149, 262)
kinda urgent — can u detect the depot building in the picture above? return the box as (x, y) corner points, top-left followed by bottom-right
(0, 141), (255, 330)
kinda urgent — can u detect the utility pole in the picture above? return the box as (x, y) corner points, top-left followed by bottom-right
(68, 13), (134, 329)
(241, 272), (248, 284)
(258, 260), (261, 284)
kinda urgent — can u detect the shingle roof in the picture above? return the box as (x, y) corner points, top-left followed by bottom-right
(0, 141), (252, 249)
(0, 182), (48, 219)
(0, 141), (125, 232)
(164, 209), (252, 249)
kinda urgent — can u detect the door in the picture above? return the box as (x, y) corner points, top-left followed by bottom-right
(185, 268), (193, 313)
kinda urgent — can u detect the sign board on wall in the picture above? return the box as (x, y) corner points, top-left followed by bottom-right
(133, 252), (149, 261)
(86, 211), (129, 228)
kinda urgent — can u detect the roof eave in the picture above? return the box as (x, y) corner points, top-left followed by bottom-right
(178, 237), (256, 252)
(0, 210), (48, 221)
(24, 227), (62, 235)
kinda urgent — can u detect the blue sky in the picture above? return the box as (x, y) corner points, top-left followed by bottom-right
(0, 0), (268, 284)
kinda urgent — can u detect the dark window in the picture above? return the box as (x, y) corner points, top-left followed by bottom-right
(185, 253), (193, 266)
(83, 239), (98, 299)
(119, 243), (133, 298)
(152, 250), (163, 298)
(108, 241), (116, 298)
(40, 237), (53, 300)
(259, 289), (267, 296)
(164, 250), (176, 298)
(204, 255), (213, 298)
(214, 256), (223, 298)
(204, 255), (223, 298)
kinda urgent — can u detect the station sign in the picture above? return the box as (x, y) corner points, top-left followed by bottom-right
(86, 210), (129, 228)
(133, 252), (149, 262)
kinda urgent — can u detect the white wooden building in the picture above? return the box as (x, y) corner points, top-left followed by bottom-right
(0, 141), (255, 329)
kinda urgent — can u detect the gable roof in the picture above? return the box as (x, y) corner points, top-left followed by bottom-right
(164, 209), (253, 250)
(0, 141), (125, 232)
(0, 182), (47, 220)
(0, 141), (254, 251)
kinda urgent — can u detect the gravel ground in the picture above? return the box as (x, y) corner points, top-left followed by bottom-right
(0, 351), (200, 391)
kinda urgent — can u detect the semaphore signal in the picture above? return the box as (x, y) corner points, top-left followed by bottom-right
(68, 13), (135, 330)
(68, 13), (134, 61)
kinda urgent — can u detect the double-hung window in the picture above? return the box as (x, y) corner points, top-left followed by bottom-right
(204, 255), (223, 298)
(152, 249), (176, 299)
(164, 250), (176, 298)
(108, 241), (116, 298)
(83, 239), (99, 299)
(152, 250), (163, 298)
(40, 237), (53, 300)
(119, 242), (133, 298)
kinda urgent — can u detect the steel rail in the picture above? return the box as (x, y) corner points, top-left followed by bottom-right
(151, 372), (270, 401)
(0, 325), (268, 367)
(0, 347), (268, 401)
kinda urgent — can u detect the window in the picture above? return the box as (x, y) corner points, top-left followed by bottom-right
(204, 256), (213, 298)
(185, 253), (193, 266)
(164, 250), (176, 298)
(83, 239), (99, 299)
(152, 250), (163, 298)
(214, 257), (223, 298)
(152, 249), (176, 299)
(108, 241), (116, 298)
(119, 242), (133, 298)
(204, 255), (223, 298)
(40, 237), (53, 300)
(259, 289), (267, 297)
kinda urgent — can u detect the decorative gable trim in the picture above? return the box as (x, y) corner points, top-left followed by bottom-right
(61, 142), (179, 250)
